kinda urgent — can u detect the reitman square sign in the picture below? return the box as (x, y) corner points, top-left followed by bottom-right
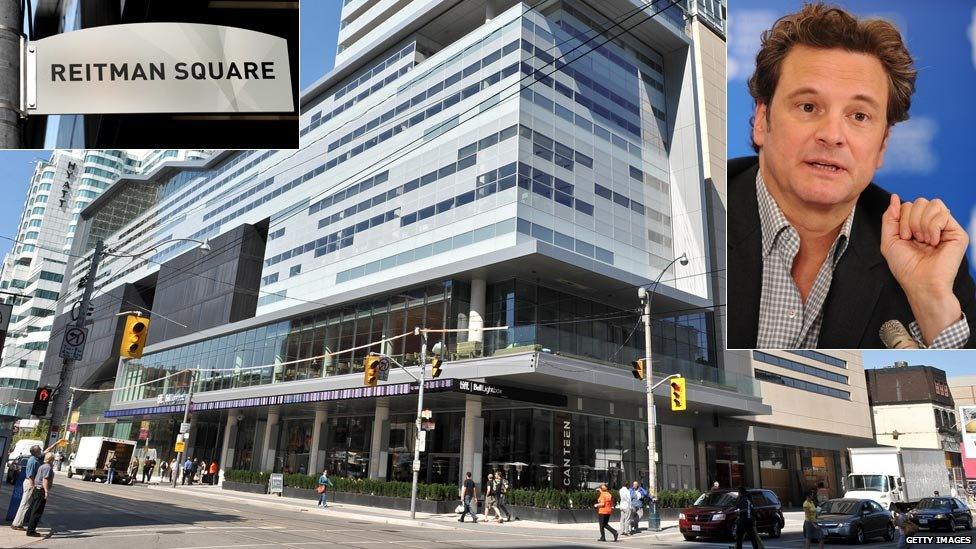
(25, 23), (293, 114)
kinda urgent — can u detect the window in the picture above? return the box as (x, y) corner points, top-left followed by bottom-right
(290, 265), (302, 277)
(753, 351), (848, 384)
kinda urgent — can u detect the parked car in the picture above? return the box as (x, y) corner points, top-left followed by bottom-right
(678, 489), (784, 541)
(909, 497), (973, 531)
(814, 498), (894, 543)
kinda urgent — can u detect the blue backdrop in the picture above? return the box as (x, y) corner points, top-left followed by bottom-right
(729, 0), (976, 267)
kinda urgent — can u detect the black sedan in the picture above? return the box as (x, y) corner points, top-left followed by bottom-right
(910, 497), (973, 531)
(814, 498), (894, 544)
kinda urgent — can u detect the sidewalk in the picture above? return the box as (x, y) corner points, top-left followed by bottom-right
(148, 482), (683, 542)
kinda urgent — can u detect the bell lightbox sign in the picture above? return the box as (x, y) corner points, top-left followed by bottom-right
(25, 22), (294, 114)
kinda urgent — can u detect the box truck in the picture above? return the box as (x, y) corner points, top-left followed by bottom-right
(67, 436), (136, 484)
(845, 447), (951, 510)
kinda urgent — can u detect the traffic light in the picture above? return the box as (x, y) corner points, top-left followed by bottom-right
(31, 386), (52, 417)
(363, 355), (379, 387)
(430, 356), (442, 378)
(119, 315), (151, 358)
(670, 377), (686, 411)
(631, 358), (646, 380)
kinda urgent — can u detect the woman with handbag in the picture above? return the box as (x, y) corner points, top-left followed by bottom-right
(317, 468), (333, 507)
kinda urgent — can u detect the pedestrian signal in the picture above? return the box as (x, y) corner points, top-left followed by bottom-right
(363, 355), (379, 387)
(31, 386), (52, 417)
(120, 315), (151, 358)
(670, 377), (686, 411)
(430, 356), (442, 378)
(631, 358), (646, 380)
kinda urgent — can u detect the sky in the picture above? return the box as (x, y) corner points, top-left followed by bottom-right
(862, 350), (975, 378)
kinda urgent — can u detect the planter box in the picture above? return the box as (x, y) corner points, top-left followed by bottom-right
(226, 482), (454, 513)
(222, 480), (267, 494)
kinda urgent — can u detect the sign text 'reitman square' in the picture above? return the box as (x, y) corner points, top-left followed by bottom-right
(27, 23), (294, 115)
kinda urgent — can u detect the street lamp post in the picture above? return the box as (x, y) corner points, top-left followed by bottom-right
(638, 252), (688, 531)
(409, 327), (428, 520)
(172, 369), (197, 487)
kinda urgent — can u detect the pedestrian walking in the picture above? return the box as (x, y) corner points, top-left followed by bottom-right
(129, 460), (139, 482)
(630, 481), (648, 533)
(169, 458), (177, 481)
(618, 482), (632, 536)
(732, 486), (764, 549)
(316, 469), (333, 507)
(593, 483), (618, 542)
(24, 452), (55, 537)
(492, 471), (513, 522)
(160, 458), (169, 481)
(895, 507), (918, 549)
(11, 445), (42, 530)
(142, 457), (154, 483)
(209, 460), (219, 485)
(483, 475), (497, 522)
(457, 471), (479, 523)
(803, 490), (824, 549)
(182, 457), (193, 485)
(53, 452), (63, 472)
(106, 455), (117, 485)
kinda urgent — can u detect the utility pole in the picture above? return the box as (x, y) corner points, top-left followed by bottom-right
(639, 286), (659, 531)
(56, 240), (104, 446)
(172, 369), (196, 487)
(0, 0), (23, 147)
(409, 327), (427, 520)
(637, 253), (687, 532)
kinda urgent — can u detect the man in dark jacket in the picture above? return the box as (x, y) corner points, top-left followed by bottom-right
(734, 488), (763, 549)
(728, 3), (976, 349)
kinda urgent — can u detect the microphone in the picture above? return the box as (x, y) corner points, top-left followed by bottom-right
(879, 320), (919, 349)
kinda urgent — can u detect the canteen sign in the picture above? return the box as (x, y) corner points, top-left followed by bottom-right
(26, 22), (294, 114)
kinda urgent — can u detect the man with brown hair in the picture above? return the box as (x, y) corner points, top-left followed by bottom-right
(728, 2), (976, 349)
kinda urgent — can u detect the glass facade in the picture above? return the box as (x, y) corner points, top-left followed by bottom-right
(481, 408), (648, 490)
(116, 277), (725, 405)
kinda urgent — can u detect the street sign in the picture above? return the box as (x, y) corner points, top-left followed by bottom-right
(180, 422), (191, 434)
(174, 440), (185, 453)
(412, 460), (421, 472)
(417, 430), (427, 452)
(68, 423), (77, 433)
(59, 325), (88, 360)
(421, 420), (436, 431)
(378, 356), (390, 381)
(138, 428), (149, 441)
(140, 420), (150, 430)
(157, 393), (187, 405)
(268, 473), (284, 494)
(27, 23), (294, 115)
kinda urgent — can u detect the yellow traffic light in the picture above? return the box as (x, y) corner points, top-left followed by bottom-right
(120, 315), (151, 358)
(430, 357), (442, 378)
(670, 377), (686, 411)
(631, 358), (646, 380)
(363, 355), (379, 387)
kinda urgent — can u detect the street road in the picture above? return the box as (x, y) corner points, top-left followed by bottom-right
(0, 476), (970, 548)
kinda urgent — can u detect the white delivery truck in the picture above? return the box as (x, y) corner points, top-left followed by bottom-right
(845, 447), (951, 510)
(67, 436), (136, 484)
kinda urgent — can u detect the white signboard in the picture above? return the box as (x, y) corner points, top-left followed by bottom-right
(14, 419), (39, 429)
(180, 422), (191, 434)
(27, 23), (294, 114)
(962, 406), (976, 457)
